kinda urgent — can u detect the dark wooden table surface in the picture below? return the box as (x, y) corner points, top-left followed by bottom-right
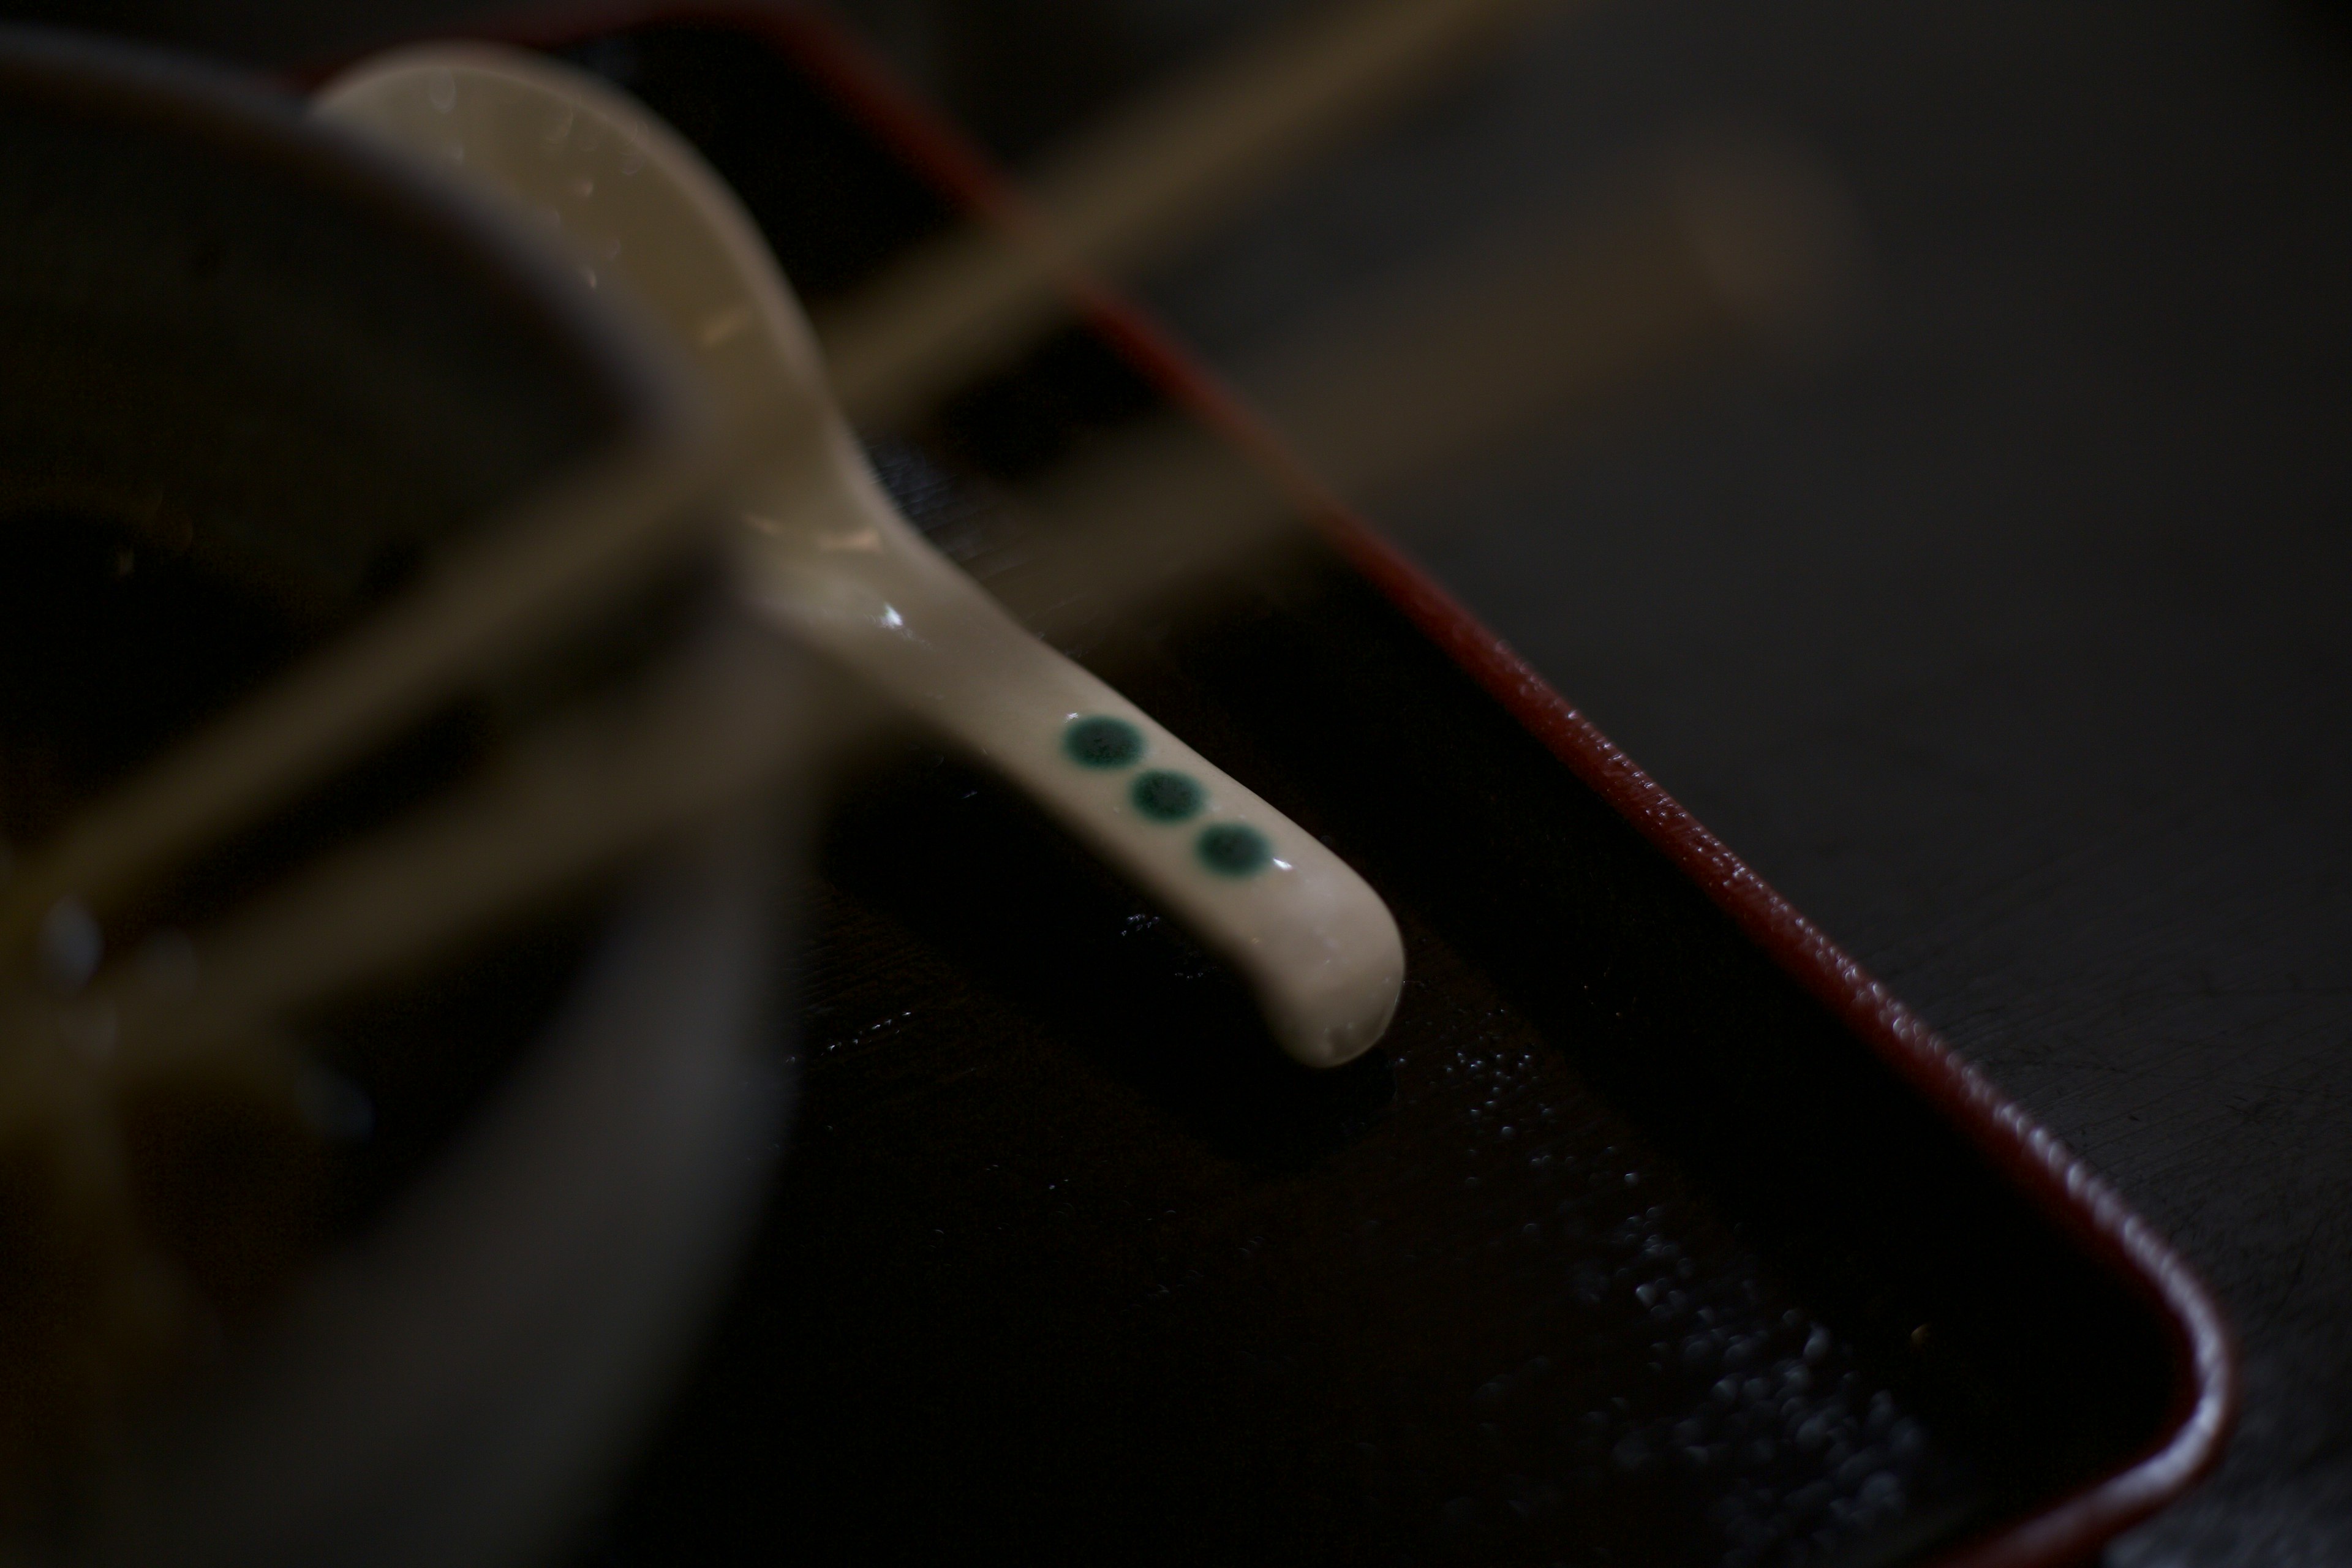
(8, 0), (2349, 1561)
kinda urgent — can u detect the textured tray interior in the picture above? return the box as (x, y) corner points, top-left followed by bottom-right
(546, 23), (2187, 1567)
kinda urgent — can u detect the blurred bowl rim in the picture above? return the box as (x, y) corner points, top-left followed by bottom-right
(0, 25), (793, 1566)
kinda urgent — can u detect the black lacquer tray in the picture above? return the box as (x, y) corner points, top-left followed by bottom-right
(344, 12), (2230, 1566)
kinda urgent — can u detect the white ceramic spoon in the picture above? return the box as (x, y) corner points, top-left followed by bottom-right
(315, 46), (1403, 1068)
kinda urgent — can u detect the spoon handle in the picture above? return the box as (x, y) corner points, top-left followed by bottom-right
(737, 454), (1402, 1068)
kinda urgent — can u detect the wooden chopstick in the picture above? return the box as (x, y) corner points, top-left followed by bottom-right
(818, 0), (1575, 431)
(1224, 143), (1861, 514)
(97, 616), (825, 1080)
(0, 429), (732, 959)
(970, 142), (1864, 641)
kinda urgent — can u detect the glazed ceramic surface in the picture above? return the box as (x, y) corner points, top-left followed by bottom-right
(314, 47), (1404, 1068)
